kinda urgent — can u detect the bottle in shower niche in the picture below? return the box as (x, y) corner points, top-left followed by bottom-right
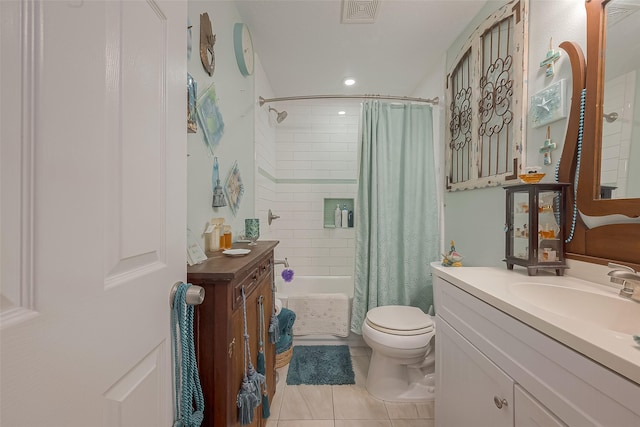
(341, 204), (348, 228)
(334, 204), (342, 228)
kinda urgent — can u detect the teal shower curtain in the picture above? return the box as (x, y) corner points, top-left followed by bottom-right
(350, 101), (439, 335)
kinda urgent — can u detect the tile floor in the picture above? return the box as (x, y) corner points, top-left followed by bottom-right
(266, 346), (435, 427)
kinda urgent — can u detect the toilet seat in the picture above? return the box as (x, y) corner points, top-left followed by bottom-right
(366, 305), (434, 336)
(362, 305), (437, 402)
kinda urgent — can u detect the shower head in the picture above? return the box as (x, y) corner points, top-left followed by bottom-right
(268, 106), (288, 123)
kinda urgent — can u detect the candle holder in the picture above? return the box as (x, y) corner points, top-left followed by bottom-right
(245, 218), (260, 246)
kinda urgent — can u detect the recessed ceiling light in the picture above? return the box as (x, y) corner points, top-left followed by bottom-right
(344, 78), (356, 86)
(338, 111), (346, 115)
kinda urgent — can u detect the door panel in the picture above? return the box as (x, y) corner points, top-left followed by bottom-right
(104, 344), (168, 427)
(118, 1), (164, 262)
(0, 0), (37, 323)
(0, 1), (186, 426)
(105, 0), (166, 282)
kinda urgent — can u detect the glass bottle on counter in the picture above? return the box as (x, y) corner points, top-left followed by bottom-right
(209, 217), (224, 252)
(223, 225), (232, 249)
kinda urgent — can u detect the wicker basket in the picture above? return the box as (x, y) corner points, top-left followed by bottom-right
(275, 346), (293, 369)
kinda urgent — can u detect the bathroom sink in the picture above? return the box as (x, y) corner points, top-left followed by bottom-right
(508, 282), (640, 336)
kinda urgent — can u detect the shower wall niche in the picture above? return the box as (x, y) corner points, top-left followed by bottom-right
(324, 198), (354, 228)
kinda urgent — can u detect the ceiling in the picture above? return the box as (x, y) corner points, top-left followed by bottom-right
(235, 0), (489, 98)
(606, 0), (640, 78)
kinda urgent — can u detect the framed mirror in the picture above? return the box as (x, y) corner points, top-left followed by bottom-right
(600, 0), (640, 200)
(559, 0), (640, 269)
(579, 0), (640, 216)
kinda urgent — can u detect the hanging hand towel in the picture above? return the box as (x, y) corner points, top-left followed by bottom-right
(172, 283), (204, 427)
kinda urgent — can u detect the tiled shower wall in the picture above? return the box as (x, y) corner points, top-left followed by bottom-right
(256, 99), (361, 277)
(601, 70), (636, 198)
(254, 59), (277, 242)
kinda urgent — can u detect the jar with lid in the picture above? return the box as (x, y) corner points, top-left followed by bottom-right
(209, 218), (224, 252)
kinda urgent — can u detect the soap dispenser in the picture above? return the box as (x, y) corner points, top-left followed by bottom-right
(341, 204), (348, 228)
(334, 204), (341, 227)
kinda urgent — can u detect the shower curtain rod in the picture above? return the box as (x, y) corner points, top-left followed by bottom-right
(258, 94), (439, 106)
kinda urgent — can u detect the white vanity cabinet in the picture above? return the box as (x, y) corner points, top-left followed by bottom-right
(433, 273), (640, 427)
(514, 385), (567, 427)
(437, 319), (513, 427)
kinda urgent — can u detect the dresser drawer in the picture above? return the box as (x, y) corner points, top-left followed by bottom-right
(232, 267), (260, 311)
(257, 256), (272, 282)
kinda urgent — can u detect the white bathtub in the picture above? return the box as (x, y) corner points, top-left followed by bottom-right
(276, 275), (354, 298)
(275, 275), (364, 347)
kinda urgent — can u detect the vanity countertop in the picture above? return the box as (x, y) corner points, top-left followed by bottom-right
(187, 240), (279, 281)
(431, 262), (640, 385)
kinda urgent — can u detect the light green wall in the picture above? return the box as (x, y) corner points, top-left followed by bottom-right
(629, 72), (640, 197)
(446, 1), (505, 73)
(185, 0), (592, 267)
(443, 0), (586, 267)
(187, 1), (255, 248)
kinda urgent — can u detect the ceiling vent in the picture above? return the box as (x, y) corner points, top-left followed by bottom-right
(341, 0), (380, 24)
(607, 1), (640, 27)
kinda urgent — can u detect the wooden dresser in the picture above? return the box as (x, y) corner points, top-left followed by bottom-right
(187, 241), (278, 427)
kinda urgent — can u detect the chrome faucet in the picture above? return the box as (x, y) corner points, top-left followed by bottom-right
(274, 258), (289, 268)
(607, 263), (640, 301)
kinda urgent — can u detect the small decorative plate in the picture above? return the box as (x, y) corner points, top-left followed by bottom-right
(223, 249), (251, 257)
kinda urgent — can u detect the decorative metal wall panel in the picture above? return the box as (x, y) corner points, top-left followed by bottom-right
(479, 17), (514, 178)
(445, 0), (527, 191)
(449, 48), (473, 185)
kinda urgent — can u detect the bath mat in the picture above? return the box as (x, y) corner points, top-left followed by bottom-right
(285, 345), (355, 385)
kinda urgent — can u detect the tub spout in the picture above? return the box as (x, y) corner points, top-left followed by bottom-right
(274, 258), (289, 268)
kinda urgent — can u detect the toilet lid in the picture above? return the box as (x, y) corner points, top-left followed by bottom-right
(366, 305), (434, 336)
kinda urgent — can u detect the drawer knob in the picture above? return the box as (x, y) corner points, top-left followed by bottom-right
(493, 396), (508, 409)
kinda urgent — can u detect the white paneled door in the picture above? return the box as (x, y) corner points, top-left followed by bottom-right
(1, 1), (186, 426)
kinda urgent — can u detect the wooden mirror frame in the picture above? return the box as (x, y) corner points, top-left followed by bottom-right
(558, 0), (640, 270)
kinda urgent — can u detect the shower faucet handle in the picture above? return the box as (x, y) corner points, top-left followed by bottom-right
(268, 209), (280, 225)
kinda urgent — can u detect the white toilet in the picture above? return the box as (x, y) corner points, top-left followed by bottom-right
(362, 305), (436, 402)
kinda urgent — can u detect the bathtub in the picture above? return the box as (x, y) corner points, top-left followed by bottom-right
(275, 275), (364, 347)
